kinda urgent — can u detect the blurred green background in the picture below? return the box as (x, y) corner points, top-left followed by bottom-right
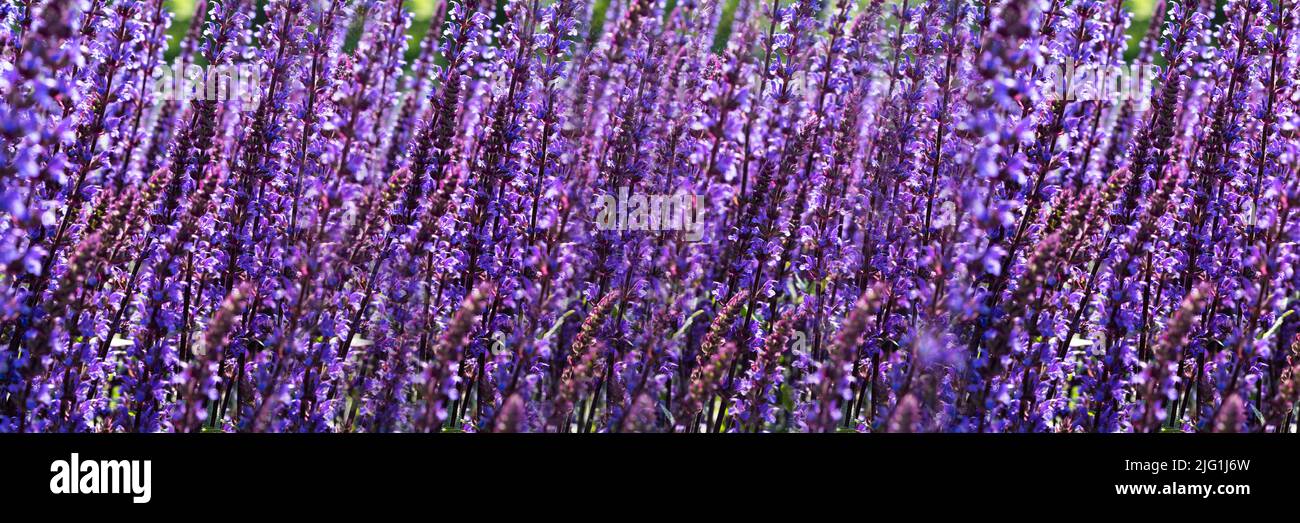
(161, 0), (1162, 63)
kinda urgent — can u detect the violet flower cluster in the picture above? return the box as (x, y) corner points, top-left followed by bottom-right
(1, 0), (1298, 433)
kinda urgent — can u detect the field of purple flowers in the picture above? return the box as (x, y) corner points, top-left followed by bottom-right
(0, 0), (1297, 433)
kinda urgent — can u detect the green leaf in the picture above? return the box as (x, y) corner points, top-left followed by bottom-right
(779, 384), (796, 411)
(1258, 310), (1294, 341)
(674, 309), (706, 339)
(539, 310), (576, 340)
(1250, 403), (1266, 425)
(659, 403), (675, 426)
